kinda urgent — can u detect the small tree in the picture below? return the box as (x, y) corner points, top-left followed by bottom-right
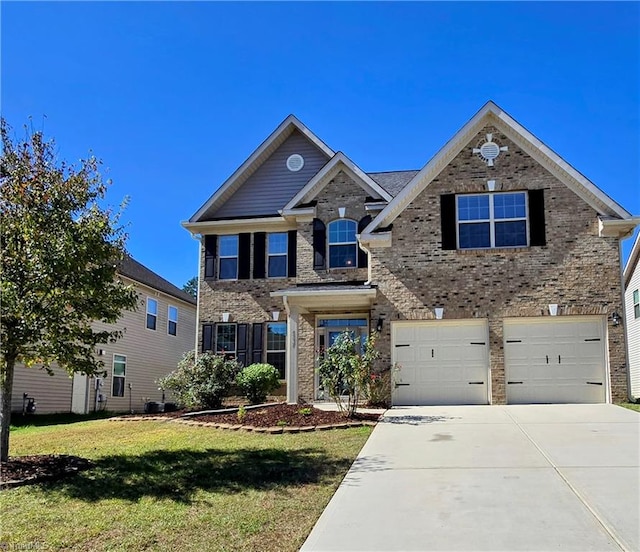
(0, 120), (138, 462)
(158, 350), (240, 410)
(236, 363), (280, 404)
(182, 276), (198, 299)
(317, 331), (380, 417)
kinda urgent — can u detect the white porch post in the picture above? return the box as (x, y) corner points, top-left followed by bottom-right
(285, 302), (299, 405)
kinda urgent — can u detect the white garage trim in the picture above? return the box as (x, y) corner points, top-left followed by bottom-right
(503, 316), (610, 404)
(391, 319), (490, 406)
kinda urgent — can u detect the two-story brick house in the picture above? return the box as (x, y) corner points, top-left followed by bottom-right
(183, 102), (637, 406)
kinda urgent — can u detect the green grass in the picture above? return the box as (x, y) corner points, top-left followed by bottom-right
(618, 402), (640, 413)
(1, 419), (372, 551)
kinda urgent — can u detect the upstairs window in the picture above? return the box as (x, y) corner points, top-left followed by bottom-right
(219, 235), (239, 279)
(634, 290), (639, 319)
(328, 219), (357, 268)
(146, 298), (158, 330)
(457, 192), (528, 249)
(168, 306), (178, 336)
(268, 233), (288, 278)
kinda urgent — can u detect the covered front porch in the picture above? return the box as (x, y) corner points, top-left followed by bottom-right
(270, 284), (378, 404)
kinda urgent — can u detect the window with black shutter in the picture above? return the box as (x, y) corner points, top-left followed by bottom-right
(287, 230), (297, 277)
(313, 218), (326, 269)
(236, 324), (248, 367)
(252, 323), (264, 364)
(238, 233), (251, 279)
(253, 232), (266, 279)
(204, 235), (217, 278)
(202, 324), (214, 352)
(528, 189), (546, 246)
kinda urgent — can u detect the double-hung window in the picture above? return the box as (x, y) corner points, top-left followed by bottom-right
(268, 233), (287, 278)
(634, 290), (640, 319)
(216, 323), (237, 357)
(168, 306), (178, 336)
(146, 298), (158, 330)
(219, 235), (239, 279)
(328, 219), (357, 268)
(266, 322), (287, 379)
(112, 354), (126, 397)
(457, 192), (528, 249)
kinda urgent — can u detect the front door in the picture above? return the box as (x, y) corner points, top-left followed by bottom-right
(315, 317), (369, 400)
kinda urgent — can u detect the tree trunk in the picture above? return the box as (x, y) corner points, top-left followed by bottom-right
(0, 357), (15, 463)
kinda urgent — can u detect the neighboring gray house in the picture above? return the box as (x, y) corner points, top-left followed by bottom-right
(12, 257), (197, 414)
(624, 232), (640, 400)
(183, 101), (637, 406)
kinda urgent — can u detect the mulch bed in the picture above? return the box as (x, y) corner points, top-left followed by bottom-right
(1, 454), (93, 490)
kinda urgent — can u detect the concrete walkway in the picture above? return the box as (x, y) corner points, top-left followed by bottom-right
(301, 404), (640, 552)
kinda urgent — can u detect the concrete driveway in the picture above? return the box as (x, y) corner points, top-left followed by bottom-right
(301, 405), (639, 552)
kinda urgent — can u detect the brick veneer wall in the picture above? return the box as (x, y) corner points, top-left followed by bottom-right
(369, 124), (628, 403)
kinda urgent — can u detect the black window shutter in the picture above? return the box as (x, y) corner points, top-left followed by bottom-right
(204, 235), (217, 278)
(253, 232), (266, 279)
(238, 233), (251, 279)
(202, 324), (214, 352)
(440, 194), (457, 250)
(237, 323), (248, 367)
(357, 215), (372, 268)
(287, 230), (297, 277)
(528, 189), (546, 247)
(252, 323), (264, 364)
(313, 219), (326, 269)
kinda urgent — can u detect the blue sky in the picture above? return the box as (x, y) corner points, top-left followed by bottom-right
(3, 2), (638, 288)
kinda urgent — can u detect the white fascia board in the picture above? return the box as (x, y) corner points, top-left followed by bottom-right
(279, 206), (317, 221)
(189, 115), (335, 223)
(271, 288), (376, 299)
(623, 231), (640, 286)
(182, 216), (294, 236)
(366, 101), (632, 234)
(282, 152), (393, 212)
(598, 216), (640, 239)
(358, 231), (392, 248)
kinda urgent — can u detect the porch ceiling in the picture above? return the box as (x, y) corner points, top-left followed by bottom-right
(270, 286), (377, 313)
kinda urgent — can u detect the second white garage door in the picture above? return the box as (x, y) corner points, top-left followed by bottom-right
(392, 320), (490, 406)
(504, 317), (607, 404)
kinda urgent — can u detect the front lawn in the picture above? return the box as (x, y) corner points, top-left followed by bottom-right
(1, 418), (372, 551)
(618, 402), (640, 413)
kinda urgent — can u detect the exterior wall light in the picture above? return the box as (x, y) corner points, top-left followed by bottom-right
(376, 317), (384, 332)
(611, 312), (621, 326)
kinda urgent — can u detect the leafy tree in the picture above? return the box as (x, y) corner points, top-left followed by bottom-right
(182, 276), (198, 299)
(0, 120), (138, 461)
(158, 350), (240, 410)
(317, 331), (380, 417)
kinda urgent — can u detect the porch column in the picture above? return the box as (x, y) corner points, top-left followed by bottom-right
(286, 305), (300, 404)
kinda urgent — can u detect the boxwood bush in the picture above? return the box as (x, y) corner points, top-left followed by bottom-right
(236, 363), (280, 404)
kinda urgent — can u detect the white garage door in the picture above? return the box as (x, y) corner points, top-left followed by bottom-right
(392, 320), (489, 406)
(504, 317), (607, 404)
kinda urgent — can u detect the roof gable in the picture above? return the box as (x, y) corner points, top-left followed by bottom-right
(190, 115), (334, 222)
(624, 232), (640, 288)
(364, 101), (632, 235)
(282, 152), (392, 214)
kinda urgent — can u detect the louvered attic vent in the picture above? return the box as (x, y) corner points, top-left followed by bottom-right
(286, 154), (305, 172)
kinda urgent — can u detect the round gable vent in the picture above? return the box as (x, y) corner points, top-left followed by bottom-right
(479, 142), (500, 162)
(286, 154), (305, 172)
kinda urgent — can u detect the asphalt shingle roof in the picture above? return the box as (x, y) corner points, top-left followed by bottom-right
(367, 170), (420, 197)
(119, 257), (196, 305)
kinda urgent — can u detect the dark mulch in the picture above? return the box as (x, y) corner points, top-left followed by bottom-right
(1, 454), (93, 490)
(190, 403), (381, 427)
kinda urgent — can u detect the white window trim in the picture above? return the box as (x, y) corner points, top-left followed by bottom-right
(456, 192), (529, 250)
(267, 232), (288, 279)
(633, 290), (640, 319)
(111, 354), (127, 398)
(168, 305), (178, 336)
(146, 297), (158, 331)
(328, 219), (358, 269)
(216, 323), (237, 356)
(218, 235), (239, 280)
(266, 322), (287, 379)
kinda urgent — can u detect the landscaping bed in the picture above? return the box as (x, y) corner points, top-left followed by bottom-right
(1, 454), (93, 489)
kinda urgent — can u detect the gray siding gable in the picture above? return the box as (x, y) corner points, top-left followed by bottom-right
(211, 130), (330, 219)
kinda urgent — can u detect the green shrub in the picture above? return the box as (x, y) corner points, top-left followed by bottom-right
(158, 350), (240, 410)
(236, 363), (280, 404)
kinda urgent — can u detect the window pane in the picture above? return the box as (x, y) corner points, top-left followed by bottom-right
(328, 220), (356, 244)
(112, 377), (125, 397)
(266, 352), (285, 379)
(495, 220), (527, 247)
(219, 258), (237, 279)
(329, 244), (357, 268)
(319, 319), (368, 327)
(633, 290), (639, 304)
(168, 321), (177, 336)
(494, 193), (526, 219)
(458, 195), (490, 221)
(459, 222), (491, 248)
(635, 304), (640, 319)
(267, 323), (287, 350)
(147, 299), (157, 315)
(168, 306), (178, 322)
(219, 235), (238, 257)
(146, 313), (157, 330)
(268, 233), (287, 255)
(113, 356), (126, 376)
(268, 256), (287, 277)
(216, 324), (236, 353)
